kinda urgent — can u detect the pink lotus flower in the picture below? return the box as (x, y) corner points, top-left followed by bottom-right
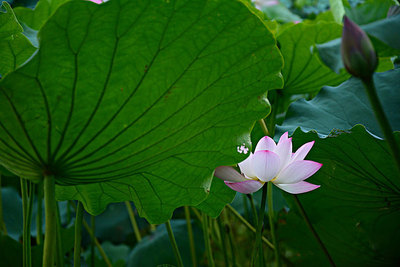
(215, 133), (322, 194)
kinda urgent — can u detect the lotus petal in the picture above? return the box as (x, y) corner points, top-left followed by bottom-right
(274, 160), (322, 184)
(251, 150), (281, 182)
(224, 180), (263, 194)
(274, 181), (320, 194)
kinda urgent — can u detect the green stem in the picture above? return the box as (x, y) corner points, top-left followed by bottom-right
(0, 174), (7, 235)
(293, 195), (336, 267)
(202, 213), (215, 267)
(124, 201), (142, 242)
(55, 203), (64, 267)
(225, 205), (274, 249)
(91, 215), (96, 267)
(267, 182), (280, 267)
(217, 217), (229, 267)
(21, 179), (33, 267)
(362, 77), (400, 176)
(225, 223), (237, 267)
(165, 220), (184, 267)
(242, 194), (250, 222)
(184, 206), (197, 267)
(252, 185), (268, 267)
(258, 119), (270, 137)
(74, 202), (84, 267)
(43, 175), (56, 267)
(248, 194), (258, 225)
(83, 218), (112, 267)
(36, 181), (43, 245)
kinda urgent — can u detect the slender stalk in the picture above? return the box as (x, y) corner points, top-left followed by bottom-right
(74, 202), (84, 267)
(217, 217), (230, 267)
(248, 194), (258, 225)
(293, 196), (336, 266)
(184, 206), (197, 267)
(70, 200), (112, 266)
(91, 215), (96, 267)
(362, 77), (400, 176)
(36, 181), (43, 245)
(225, 223), (237, 267)
(258, 119), (270, 137)
(21, 179), (33, 267)
(82, 219), (112, 267)
(124, 201), (142, 242)
(43, 175), (57, 267)
(165, 220), (184, 267)
(202, 213), (215, 267)
(267, 182), (280, 267)
(226, 204), (274, 249)
(55, 203), (64, 267)
(252, 185), (268, 267)
(242, 194), (250, 221)
(0, 174), (7, 235)
(190, 207), (202, 221)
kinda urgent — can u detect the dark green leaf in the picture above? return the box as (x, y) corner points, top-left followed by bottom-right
(277, 21), (349, 94)
(280, 126), (400, 266)
(277, 69), (400, 137)
(344, 0), (397, 25)
(0, 0), (282, 223)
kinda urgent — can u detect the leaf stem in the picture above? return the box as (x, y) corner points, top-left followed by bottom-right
(184, 206), (197, 267)
(36, 181), (43, 245)
(202, 213), (215, 267)
(21, 178), (33, 267)
(70, 200), (113, 267)
(43, 175), (57, 267)
(55, 203), (64, 267)
(362, 76), (400, 177)
(248, 194), (258, 225)
(74, 202), (84, 267)
(267, 182), (280, 267)
(91, 215), (96, 267)
(225, 204), (274, 249)
(293, 195), (336, 267)
(0, 174), (7, 235)
(165, 220), (184, 267)
(252, 185), (268, 266)
(124, 201), (142, 242)
(217, 217), (229, 267)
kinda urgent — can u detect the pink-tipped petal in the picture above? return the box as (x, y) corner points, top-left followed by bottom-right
(88, 0), (103, 3)
(255, 136), (276, 152)
(274, 181), (320, 194)
(274, 160), (322, 184)
(291, 141), (315, 162)
(278, 132), (289, 143)
(251, 150), (281, 182)
(274, 136), (293, 171)
(214, 166), (247, 182)
(224, 180), (263, 194)
(238, 153), (257, 179)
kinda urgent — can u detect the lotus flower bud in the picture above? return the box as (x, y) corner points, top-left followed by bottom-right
(341, 16), (377, 80)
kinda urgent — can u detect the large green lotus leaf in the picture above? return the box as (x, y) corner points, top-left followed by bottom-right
(0, 1), (36, 77)
(277, 69), (400, 138)
(277, 21), (349, 94)
(317, 15), (400, 73)
(278, 126), (400, 266)
(0, 0), (282, 223)
(195, 176), (235, 217)
(0, 1), (22, 40)
(344, 0), (397, 25)
(14, 0), (70, 30)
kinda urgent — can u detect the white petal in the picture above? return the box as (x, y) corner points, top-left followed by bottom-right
(238, 153), (257, 178)
(225, 180), (264, 194)
(255, 136), (276, 152)
(274, 160), (322, 184)
(291, 141), (315, 162)
(278, 132), (289, 143)
(214, 166), (247, 182)
(274, 181), (320, 194)
(251, 150), (281, 182)
(274, 136), (292, 171)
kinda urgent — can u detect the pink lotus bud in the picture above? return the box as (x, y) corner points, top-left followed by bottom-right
(341, 16), (377, 80)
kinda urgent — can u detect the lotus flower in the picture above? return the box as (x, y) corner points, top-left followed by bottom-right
(215, 133), (322, 194)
